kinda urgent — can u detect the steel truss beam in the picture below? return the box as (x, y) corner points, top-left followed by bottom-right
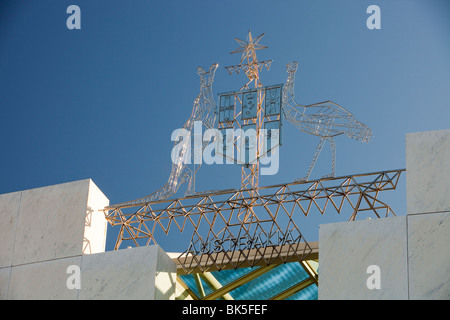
(104, 169), (404, 274)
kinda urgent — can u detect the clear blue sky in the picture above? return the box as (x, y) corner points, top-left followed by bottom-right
(1, 1), (449, 251)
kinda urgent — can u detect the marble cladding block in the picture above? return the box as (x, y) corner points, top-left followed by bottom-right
(0, 180), (179, 300)
(83, 180), (109, 254)
(406, 129), (450, 215)
(7, 256), (82, 300)
(0, 179), (109, 267)
(318, 216), (409, 300)
(2, 244), (177, 300)
(0, 192), (21, 268)
(12, 180), (89, 265)
(78, 245), (177, 300)
(0, 267), (11, 299)
(407, 212), (450, 300)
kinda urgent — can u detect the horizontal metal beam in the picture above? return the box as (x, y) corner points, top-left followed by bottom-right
(105, 169), (405, 211)
(104, 169), (403, 272)
(175, 241), (318, 275)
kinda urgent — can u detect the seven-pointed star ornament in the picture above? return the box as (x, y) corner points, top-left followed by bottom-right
(230, 29), (268, 64)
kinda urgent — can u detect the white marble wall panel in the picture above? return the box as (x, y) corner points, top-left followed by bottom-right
(0, 179), (113, 299)
(7, 256), (82, 300)
(79, 245), (176, 300)
(408, 212), (450, 300)
(0, 179), (109, 267)
(318, 216), (409, 299)
(0, 192), (21, 268)
(0, 180), (176, 300)
(0, 267), (11, 299)
(154, 246), (178, 300)
(83, 180), (109, 254)
(12, 180), (90, 265)
(406, 129), (450, 215)
(2, 244), (177, 299)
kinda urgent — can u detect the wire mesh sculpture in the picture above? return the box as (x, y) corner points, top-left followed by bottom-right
(121, 63), (219, 205)
(225, 30), (272, 90)
(116, 30), (372, 206)
(222, 30), (276, 191)
(224, 31), (373, 183)
(103, 32), (401, 274)
(282, 61), (373, 181)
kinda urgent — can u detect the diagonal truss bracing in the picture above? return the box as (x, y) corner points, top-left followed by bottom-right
(104, 169), (404, 273)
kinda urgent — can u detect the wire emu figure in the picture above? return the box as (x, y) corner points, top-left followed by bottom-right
(282, 61), (373, 181)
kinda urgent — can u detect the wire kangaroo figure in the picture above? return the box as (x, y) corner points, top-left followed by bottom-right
(124, 63), (219, 205)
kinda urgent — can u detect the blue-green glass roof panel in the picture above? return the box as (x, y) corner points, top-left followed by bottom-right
(180, 262), (317, 300)
(284, 283), (318, 300)
(227, 262), (310, 300)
